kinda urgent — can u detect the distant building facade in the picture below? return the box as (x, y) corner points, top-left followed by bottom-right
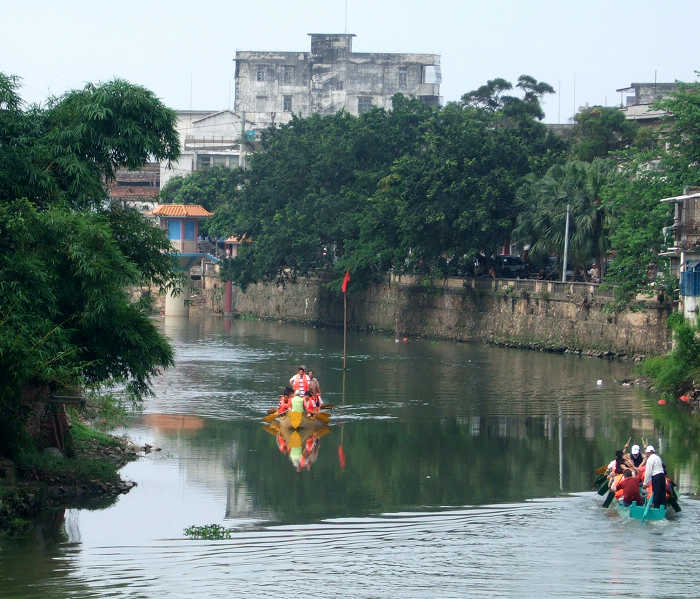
(160, 110), (260, 188)
(660, 186), (700, 321)
(616, 82), (678, 125)
(234, 33), (441, 128)
(108, 163), (160, 213)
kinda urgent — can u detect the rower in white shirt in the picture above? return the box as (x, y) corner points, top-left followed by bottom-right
(642, 445), (666, 508)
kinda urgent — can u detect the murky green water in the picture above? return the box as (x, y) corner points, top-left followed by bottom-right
(2, 315), (699, 598)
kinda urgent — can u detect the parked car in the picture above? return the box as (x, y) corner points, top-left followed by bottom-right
(494, 255), (526, 278)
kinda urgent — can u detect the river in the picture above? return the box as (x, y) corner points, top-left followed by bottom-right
(1, 314), (699, 598)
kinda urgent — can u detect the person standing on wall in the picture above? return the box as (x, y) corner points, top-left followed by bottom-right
(642, 445), (666, 508)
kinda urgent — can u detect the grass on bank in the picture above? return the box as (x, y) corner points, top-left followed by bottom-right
(640, 313), (699, 403)
(13, 418), (127, 485)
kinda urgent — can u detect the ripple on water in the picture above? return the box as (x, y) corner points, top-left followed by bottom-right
(4, 497), (695, 599)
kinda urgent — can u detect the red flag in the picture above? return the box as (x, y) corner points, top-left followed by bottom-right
(341, 270), (350, 294)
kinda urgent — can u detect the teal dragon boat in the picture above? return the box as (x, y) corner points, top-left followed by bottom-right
(613, 498), (669, 521)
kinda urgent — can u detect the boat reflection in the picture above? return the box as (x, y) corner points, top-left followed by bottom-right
(263, 421), (332, 472)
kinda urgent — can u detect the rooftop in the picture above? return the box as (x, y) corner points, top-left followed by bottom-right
(149, 204), (214, 218)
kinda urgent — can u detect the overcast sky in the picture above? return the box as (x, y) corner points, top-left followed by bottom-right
(2, 0), (698, 123)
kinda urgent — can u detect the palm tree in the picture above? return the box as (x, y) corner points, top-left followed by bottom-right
(514, 159), (613, 280)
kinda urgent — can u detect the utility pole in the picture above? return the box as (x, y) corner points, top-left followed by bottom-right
(562, 203), (571, 283)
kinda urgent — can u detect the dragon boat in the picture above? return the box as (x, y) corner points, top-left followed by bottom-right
(612, 497), (677, 521)
(263, 395), (330, 430)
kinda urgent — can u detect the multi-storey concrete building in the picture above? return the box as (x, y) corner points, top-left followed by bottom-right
(616, 82), (678, 125)
(234, 33), (441, 128)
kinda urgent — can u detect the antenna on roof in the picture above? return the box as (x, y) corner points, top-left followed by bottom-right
(344, 0), (348, 34)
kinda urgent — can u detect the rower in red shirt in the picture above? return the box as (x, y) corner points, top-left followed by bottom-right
(617, 469), (643, 506)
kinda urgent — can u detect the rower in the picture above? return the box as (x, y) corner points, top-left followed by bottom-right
(308, 369), (323, 406)
(290, 365), (310, 396)
(629, 444), (643, 468)
(616, 469), (643, 506)
(642, 445), (666, 509)
(303, 390), (321, 414)
(279, 386), (293, 414)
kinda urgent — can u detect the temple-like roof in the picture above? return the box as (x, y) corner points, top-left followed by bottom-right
(149, 204), (213, 217)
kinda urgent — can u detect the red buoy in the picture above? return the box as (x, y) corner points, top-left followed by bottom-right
(657, 399), (666, 406)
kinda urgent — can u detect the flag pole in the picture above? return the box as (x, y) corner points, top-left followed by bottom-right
(343, 291), (347, 370)
(341, 270), (349, 370)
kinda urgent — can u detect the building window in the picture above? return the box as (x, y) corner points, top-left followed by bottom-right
(358, 96), (373, 114)
(184, 221), (195, 241)
(168, 220), (181, 240)
(422, 65), (440, 84)
(283, 95), (293, 112)
(399, 67), (407, 89)
(196, 154), (212, 170)
(256, 96), (267, 112)
(282, 65), (295, 84)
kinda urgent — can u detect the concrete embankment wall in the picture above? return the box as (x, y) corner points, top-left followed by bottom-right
(207, 275), (672, 357)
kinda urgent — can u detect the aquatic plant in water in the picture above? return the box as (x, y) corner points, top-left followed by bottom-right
(184, 523), (234, 539)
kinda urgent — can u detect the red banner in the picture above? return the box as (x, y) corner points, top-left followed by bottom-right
(341, 270), (350, 294)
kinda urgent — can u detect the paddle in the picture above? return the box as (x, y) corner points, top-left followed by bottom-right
(262, 410), (279, 423)
(594, 474), (606, 487)
(641, 492), (653, 521)
(312, 412), (331, 424)
(602, 490), (615, 508)
(319, 403), (335, 409)
(597, 480), (609, 495)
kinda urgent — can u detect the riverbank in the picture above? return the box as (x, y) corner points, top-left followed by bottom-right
(0, 420), (144, 537)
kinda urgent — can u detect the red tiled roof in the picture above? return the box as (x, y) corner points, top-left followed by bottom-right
(225, 234), (252, 243)
(149, 204), (214, 217)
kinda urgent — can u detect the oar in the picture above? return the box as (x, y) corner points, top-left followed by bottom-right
(641, 493), (653, 521)
(312, 412), (331, 424)
(594, 474), (607, 487)
(602, 490), (615, 508)
(263, 410), (279, 423)
(669, 495), (681, 512)
(668, 480), (681, 512)
(319, 403), (335, 409)
(597, 480), (609, 495)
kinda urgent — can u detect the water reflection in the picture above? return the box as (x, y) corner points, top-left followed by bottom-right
(2, 314), (699, 598)
(262, 420), (332, 472)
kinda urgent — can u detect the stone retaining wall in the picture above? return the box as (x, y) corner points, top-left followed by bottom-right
(208, 275), (672, 357)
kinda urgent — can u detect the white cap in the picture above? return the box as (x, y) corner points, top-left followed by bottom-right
(645, 445), (655, 453)
(631, 445), (640, 455)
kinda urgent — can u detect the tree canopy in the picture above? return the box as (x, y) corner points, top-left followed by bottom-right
(211, 80), (565, 289)
(570, 105), (639, 162)
(0, 74), (180, 456)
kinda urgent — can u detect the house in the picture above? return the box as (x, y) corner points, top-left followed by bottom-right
(148, 204), (214, 254)
(660, 186), (700, 321)
(616, 82), (678, 126)
(108, 163), (160, 213)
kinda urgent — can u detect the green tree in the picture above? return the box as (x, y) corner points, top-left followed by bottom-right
(0, 74), (180, 456)
(570, 105), (639, 162)
(656, 78), (700, 172)
(214, 95), (434, 289)
(602, 79), (699, 305)
(159, 167), (246, 213)
(350, 103), (537, 279)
